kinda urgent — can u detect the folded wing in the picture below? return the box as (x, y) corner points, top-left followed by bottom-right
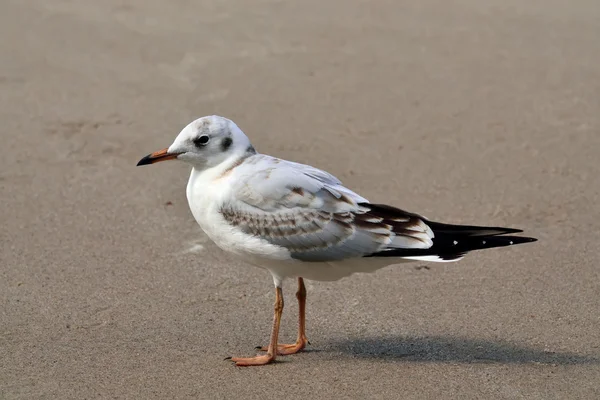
(221, 156), (441, 262)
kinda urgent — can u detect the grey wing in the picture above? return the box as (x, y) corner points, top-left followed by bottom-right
(287, 209), (434, 261)
(222, 156), (435, 262)
(220, 205), (391, 261)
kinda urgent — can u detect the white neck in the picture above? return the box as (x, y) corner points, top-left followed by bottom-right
(195, 153), (246, 181)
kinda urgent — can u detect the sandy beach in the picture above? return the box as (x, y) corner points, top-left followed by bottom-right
(1, 0), (599, 398)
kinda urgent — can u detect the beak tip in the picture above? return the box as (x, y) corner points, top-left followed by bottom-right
(136, 155), (152, 166)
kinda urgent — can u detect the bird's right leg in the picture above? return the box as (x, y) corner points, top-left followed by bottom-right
(258, 277), (309, 355)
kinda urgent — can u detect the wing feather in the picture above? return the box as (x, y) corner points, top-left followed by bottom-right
(218, 155), (434, 262)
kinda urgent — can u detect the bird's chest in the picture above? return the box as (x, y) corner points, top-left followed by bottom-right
(185, 171), (288, 261)
(186, 177), (233, 247)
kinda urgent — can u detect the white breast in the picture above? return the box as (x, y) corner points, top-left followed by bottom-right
(185, 167), (291, 262)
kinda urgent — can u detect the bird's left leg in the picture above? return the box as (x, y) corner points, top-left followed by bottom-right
(229, 285), (284, 366)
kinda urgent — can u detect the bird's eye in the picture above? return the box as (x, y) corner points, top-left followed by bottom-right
(193, 135), (210, 147)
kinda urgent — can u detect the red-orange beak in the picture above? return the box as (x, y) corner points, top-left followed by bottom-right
(136, 148), (180, 166)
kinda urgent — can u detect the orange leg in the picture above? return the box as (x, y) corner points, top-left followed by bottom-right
(229, 286), (283, 366)
(258, 277), (310, 356)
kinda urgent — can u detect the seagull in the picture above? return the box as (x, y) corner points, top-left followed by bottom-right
(137, 115), (537, 366)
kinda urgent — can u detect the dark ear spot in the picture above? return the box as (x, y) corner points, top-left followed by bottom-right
(221, 137), (233, 152)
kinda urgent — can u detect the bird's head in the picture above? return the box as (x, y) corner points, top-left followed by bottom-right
(137, 115), (254, 169)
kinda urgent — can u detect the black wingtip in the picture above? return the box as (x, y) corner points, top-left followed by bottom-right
(366, 234), (537, 260)
(511, 236), (538, 244)
(497, 235), (538, 244)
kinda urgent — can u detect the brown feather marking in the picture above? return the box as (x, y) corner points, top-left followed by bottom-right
(263, 168), (275, 180)
(291, 187), (305, 196)
(357, 205), (434, 245)
(338, 193), (354, 205)
(220, 206), (333, 238)
(216, 157), (246, 179)
(354, 213), (392, 231)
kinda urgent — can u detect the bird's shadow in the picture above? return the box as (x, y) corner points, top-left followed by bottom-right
(320, 335), (599, 365)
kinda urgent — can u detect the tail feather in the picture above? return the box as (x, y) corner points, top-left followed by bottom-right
(371, 234), (537, 261)
(361, 203), (537, 262)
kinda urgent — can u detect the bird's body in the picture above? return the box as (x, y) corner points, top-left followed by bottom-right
(185, 153), (407, 283)
(137, 115), (537, 366)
